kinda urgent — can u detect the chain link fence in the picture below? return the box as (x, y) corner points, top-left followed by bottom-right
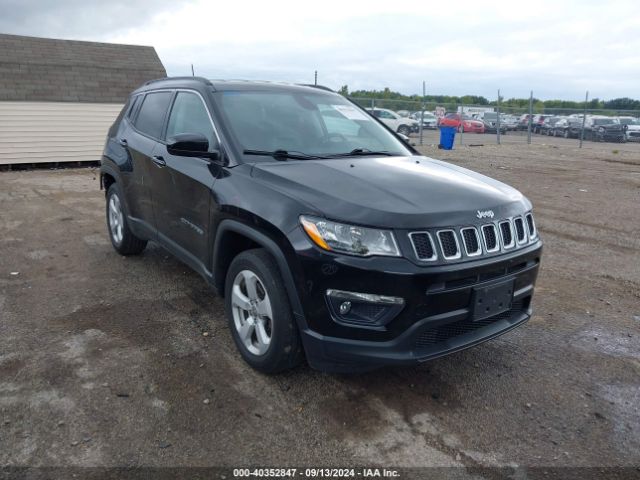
(348, 96), (640, 150)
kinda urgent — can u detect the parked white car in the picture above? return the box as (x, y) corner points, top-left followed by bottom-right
(624, 119), (640, 142)
(410, 111), (438, 129)
(366, 108), (419, 135)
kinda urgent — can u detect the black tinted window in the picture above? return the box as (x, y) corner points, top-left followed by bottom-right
(166, 92), (215, 146)
(134, 91), (173, 139)
(127, 95), (142, 119)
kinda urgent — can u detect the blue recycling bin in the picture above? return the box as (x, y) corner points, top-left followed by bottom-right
(439, 126), (456, 150)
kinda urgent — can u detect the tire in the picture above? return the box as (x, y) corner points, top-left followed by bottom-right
(106, 183), (147, 255)
(398, 125), (410, 136)
(224, 248), (304, 373)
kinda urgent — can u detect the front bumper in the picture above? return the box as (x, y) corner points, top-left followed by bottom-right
(627, 131), (640, 142)
(289, 231), (542, 372)
(595, 129), (625, 141)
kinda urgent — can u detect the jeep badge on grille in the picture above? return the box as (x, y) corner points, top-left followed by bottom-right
(476, 209), (495, 219)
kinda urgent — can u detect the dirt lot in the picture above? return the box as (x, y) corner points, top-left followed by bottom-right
(1, 137), (639, 477)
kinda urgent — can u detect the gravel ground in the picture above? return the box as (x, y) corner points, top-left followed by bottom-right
(0, 136), (639, 477)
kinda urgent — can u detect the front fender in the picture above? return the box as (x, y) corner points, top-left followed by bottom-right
(212, 219), (307, 327)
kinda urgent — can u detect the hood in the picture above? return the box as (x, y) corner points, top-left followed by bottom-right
(627, 124), (640, 131)
(594, 122), (623, 131)
(250, 156), (529, 229)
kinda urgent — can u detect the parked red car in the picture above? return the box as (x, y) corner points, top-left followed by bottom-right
(438, 113), (485, 133)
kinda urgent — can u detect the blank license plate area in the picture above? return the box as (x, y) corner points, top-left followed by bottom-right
(472, 280), (514, 321)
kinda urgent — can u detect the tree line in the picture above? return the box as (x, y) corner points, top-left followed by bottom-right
(339, 86), (640, 112)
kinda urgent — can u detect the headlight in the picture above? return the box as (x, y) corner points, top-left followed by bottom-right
(300, 216), (400, 257)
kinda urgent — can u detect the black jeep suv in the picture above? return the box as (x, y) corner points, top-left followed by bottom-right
(100, 77), (542, 373)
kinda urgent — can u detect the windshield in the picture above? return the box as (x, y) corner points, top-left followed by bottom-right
(214, 90), (411, 159)
(593, 118), (618, 125)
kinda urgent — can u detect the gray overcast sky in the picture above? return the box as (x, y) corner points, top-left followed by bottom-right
(1, 0), (639, 100)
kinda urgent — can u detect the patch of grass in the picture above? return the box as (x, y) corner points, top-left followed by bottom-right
(612, 150), (619, 154)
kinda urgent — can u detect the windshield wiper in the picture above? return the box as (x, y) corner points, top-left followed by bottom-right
(325, 148), (397, 158)
(243, 149), (322, 161)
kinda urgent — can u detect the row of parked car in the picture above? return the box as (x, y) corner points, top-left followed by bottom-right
(369, 107), (639, 143)
(516, 114), (639, 142)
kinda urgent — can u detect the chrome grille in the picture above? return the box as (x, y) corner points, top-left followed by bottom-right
(409, 232), (436, 261)
(437, 230), (461, 259)
(461, 227), (481, 256)
(482, 224), (499, 252)
(513, 217), (526, 243)
(499, 221), (514, 248)
(525, 213), (537, 238)
(407, 212), (538, 263)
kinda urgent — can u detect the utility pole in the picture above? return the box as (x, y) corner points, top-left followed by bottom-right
(191, 64), (195, 77)
(497, 88), (501, 145)
(419, 81), (426, 146)
(580, 91), (589, 148)
(314, 70), (317, 86)
(527, 90), (533, 144)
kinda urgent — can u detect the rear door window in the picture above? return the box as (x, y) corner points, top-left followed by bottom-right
(127, 95), (142, 120)
(134, 91), (173, 140)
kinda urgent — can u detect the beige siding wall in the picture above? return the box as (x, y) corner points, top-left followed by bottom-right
(0, 101), (123, 165)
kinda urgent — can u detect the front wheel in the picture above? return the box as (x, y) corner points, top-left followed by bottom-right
(398, 125), (410, 136)
(106, 183), (147, 255)
(225, 249), (304, 373)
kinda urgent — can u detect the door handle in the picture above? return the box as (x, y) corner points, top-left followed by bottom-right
(152, 155), (166, 167)
(118, 138), (128, 147)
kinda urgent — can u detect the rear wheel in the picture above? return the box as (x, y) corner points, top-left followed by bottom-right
(106, 183), (147, 255)
(225, 249), (304, 373)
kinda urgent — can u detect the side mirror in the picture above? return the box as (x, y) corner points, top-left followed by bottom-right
(167, 133), (219, 160)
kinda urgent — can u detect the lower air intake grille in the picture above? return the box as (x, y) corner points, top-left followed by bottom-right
(514, 217), (526, 243)
(414, 300), (525, 348)
(410, 232), (436, 260)
(438, 230), (459, 258)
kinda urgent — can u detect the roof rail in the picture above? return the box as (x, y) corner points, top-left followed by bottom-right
(143, 76), (213, 87)
(299, 84), (334, 92)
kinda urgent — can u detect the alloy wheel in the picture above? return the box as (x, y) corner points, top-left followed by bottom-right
(231, 270), (273, 356)
(108, 194), (124, 245)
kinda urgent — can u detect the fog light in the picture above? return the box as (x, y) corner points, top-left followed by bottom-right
(339, 301), (352, 315)
(325, 289), (405, 329)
